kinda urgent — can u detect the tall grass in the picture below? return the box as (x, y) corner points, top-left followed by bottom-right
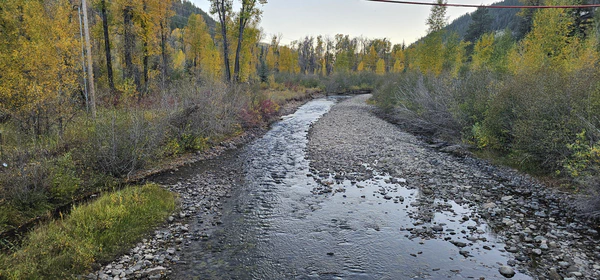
(0, 184), (175, 279)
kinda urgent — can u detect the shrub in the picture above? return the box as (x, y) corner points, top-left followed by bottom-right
(83, 110), (164, 178)
(49, 153), (82, 202)
(0, 160), (52, 230)
(373, 72), (462, 141)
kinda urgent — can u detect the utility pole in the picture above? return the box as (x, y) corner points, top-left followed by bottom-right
(82, 0), (97, 118)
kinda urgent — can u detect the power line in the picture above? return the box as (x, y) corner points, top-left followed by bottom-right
(367, 0), (600, 9)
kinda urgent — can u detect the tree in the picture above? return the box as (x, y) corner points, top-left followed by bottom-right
(471, 33), (495, 70)
(515, 0), (540, 40)
(266, 37), (279, 73)
(426, 0), (448, 34)
(185, 14), (211, 71)
(156, 0), (174, 90)
(376, 59), (386, 74)
(509, 0), (576, 73)
(278, 46), (299, 74)
(233, 0), (267, 82)
(0, 0), (80, 135)
(210, 0), (233, 81)
(465, 7), (492, 43)
(364, 46), (378, 71)
(99, 0), (115, 92)
(333, 34), (356, 72)
(392, 48), (406, 73)
(415, 32), (444, 75)
(232, 22), (262, 81)
(117, 0), (141, 90)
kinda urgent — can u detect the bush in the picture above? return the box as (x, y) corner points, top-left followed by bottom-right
(49, 153), (82, 202)
(0, 160), (52, 231)
(324, 71), (381, 94)
(479, 69), (586, 171)
(166, 81), (243, 151)
(0, 184), (176, 279)
(372, 72), (462, 141)
(83, 110), (165, 178)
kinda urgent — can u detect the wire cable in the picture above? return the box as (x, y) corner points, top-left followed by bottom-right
(367, 0), (600, 9)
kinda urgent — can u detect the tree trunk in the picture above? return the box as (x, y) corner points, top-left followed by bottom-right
(141, 2), (149, 96)
(82, 0), (97, 118)
(233, 16), (245, 82)
(123, 6), (139, 89)
(219, 2), (232, 82)
(160, 21), (168, 90)
(101, 0), (115, 92)
(143, 43), (149, 95)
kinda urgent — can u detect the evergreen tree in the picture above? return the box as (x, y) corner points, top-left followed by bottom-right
(426, 0), (448, 34)
(465, 7), (492, 43)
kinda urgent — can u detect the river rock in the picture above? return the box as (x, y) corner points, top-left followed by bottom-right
(499, 266), (516, 278)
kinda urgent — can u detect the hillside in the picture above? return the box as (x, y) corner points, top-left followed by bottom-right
(171, 0), (217, 33)
(445, 0), (522, 39)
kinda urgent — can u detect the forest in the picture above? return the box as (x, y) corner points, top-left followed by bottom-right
(1, 0), (600, 277)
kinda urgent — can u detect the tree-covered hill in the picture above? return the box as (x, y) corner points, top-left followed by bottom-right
(445, 0), (522, 39)
(171, 0), (216, 33)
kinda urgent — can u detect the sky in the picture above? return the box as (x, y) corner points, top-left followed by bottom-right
(190, 0), (500, 46)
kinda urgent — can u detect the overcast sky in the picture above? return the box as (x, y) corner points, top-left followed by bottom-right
(190, 0), (499, 46)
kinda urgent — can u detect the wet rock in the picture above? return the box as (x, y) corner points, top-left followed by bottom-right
(499, 266), (516, 278)
(459, 250), (472, 257)
(505, 246), (519, 253)
(450, 241), (467, 248)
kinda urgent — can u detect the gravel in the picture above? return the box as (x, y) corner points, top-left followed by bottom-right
(307, 94), (600, 279)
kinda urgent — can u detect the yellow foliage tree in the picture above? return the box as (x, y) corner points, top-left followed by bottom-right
(508, 0), (576, 73)
(230, 22), (261, 82)
(278, 46), (299, 74)
(376, 59), (386, 75)
(392, 49), (405, 73)
(471, 33), (495, 71)
(415, 31), (444, 75)
(357, 61), (365, 72)
(364, 46), (378, 72)
(0, 0), (80, 135)
(184, 14), (213, 72)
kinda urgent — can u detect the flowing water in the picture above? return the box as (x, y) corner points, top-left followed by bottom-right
(169, 97), (530, 279)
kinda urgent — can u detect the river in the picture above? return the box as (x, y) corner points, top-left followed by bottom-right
(163, 97), (530, 279)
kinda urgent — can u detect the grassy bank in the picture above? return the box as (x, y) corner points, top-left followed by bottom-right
(0, 81), (315, 236)
(0, 184), (175, 279)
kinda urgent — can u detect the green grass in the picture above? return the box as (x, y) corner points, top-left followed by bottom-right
(0, 184), (176, 279)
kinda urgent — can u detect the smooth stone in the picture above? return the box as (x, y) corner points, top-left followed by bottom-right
(499, 266), (516, 278)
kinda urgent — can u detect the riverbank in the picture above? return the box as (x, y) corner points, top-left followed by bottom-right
(85, 90), (324, 280)
(307, 95), (600, 279)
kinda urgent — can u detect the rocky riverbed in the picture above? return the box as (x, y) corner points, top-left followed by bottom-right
(89, 94), (599, 279)
(308, 94), (600, 279)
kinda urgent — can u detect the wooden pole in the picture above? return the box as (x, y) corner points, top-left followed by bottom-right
(82, 0), (97, 118)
